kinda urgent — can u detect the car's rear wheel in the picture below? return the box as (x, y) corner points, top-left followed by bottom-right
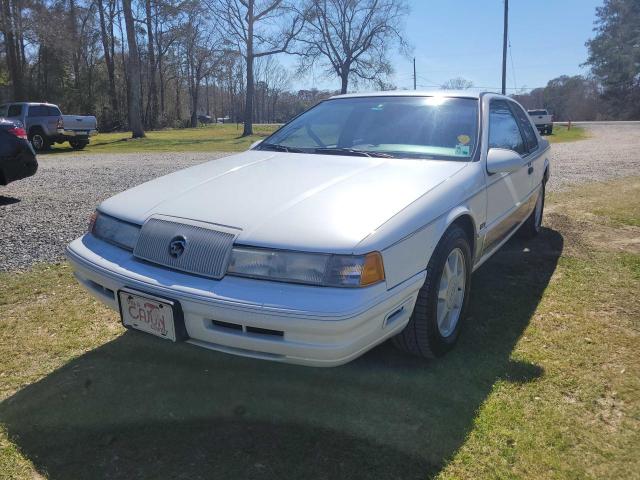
(70, 140), (88, 150)
(392, 224), (472, 358)
(29, 130), (50, 152)
(519, 182), (545, 238)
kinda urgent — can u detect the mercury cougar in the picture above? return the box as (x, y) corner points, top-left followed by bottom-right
(67, 91), (550, 366)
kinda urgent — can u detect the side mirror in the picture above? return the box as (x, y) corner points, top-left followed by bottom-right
(249, 139), (263, 150)
(486, 148), (523, 174)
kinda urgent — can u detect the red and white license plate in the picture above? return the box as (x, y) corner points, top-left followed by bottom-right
(118, 290), (177, 341)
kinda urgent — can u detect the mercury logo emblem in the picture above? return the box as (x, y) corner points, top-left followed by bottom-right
(168, 235), (187, 258)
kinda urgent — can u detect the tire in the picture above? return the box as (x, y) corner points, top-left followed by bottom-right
(392, 225), (472, 358)
(29, 130), (50, 152)
(70, 140), (88, 150)
(519, 182), (545, 238)
(546, 126), (553, 135)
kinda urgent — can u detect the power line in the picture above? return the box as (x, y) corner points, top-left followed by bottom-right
(508, 34), (517, 91)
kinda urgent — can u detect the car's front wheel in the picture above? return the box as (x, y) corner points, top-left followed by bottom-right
(392, 224), (472, 358)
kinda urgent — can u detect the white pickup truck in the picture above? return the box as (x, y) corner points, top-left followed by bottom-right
(527, 109), (553, 135)
(0, 102), (97, 151)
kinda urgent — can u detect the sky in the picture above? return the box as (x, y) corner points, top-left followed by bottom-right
(283, 0), (603, 93)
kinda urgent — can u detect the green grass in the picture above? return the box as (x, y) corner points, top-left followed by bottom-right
(49, 123), (280, 154)
(1, 179), (639, 479)
(546, 124), (587, 143)
(44, 121), (585, 155)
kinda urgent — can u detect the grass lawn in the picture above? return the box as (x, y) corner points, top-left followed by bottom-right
(546, 124), (587, 143)
(44, 121), (586, 155)
(0, 178), (638, 479)
(49, 123), (280, 154)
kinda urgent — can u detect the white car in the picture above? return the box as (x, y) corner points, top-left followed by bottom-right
(67, 91), (550, 367)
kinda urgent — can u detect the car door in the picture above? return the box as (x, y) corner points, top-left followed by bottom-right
(27, 105), (57, 136)
(482, 99), (532, 255)
(510, 101), (546, 192)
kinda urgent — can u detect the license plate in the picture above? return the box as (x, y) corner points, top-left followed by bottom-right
(118, 290), (177, 341)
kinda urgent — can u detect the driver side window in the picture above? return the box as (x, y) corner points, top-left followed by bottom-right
(489, 100), (526, 155)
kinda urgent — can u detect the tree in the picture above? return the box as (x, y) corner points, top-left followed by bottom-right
(122, 0), (145, 137)
(96, 0), (119, 126)
(441, 77), (474, 90)
(0, 0), (26, 99)
(299, 0), (409, 94)
(211, 0), (306, 136)
(585, 0), (640, 119)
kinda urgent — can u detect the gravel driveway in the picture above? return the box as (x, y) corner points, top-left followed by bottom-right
(1, 123), (639, 271)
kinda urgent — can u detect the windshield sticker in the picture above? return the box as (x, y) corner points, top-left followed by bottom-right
(455, 144), (470, 156)
(457, 134), (471, 145)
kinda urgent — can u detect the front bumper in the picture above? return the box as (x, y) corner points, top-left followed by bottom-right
(66, 235), (424, 367)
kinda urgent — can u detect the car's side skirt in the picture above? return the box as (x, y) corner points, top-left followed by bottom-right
(473, 186), (539, 271)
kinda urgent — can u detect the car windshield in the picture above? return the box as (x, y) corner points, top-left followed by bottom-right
(529, 110), (547, 115)
(259, 96), (479, 161)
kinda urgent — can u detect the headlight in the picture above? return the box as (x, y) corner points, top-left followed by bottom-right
(89, 211), (140, 250)
(227, 247), (385, 287)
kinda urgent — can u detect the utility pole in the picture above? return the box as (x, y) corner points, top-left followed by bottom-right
(501, 0), (508, 95)
(413, 57), (417, 90)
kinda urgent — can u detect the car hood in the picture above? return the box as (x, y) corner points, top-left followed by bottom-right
(99, 151), (467, 253)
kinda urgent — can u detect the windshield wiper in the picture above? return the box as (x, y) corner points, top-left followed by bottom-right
(314, 147), (394, 158)
(258, 143), (305, 153)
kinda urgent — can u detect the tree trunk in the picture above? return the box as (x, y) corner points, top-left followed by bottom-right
(97, 0), (118, 126)
(1, 0), (24, 99)
(145, 0), (159, 129)
(122, 0), (145, 138)
(242, 1), (254, 137)
(340, 71), (349, 94)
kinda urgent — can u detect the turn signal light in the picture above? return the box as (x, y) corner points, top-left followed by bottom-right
(360, 251), (385, 286)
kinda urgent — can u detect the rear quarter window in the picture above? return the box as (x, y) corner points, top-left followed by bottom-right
(511, 103), (539, 153)
(7, 104), (23, 117)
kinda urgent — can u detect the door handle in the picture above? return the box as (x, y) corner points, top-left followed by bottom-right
(528, 166), (534, 175)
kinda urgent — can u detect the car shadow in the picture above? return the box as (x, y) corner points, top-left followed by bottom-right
(0, 228), (563, 479)
(0, 195), (20, 206)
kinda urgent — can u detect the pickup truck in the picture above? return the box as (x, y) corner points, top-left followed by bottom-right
(527, 109), (553, 135)
(0, 102), (97, 151)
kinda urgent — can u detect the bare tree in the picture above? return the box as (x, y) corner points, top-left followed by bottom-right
(210, 0), (305, 136)
(299, 0), (409, 94)
(96, 0), (119, 125)
(122, 0), (145, 137)
(441, 77), (474, 90)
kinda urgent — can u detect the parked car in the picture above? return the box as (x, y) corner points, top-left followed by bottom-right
(67, 91), (550, 367)
(0, 102), (97, 152)
(528, 109), (553, 135)
(198, 114), (213, 124)
(0, 118), (38, 186)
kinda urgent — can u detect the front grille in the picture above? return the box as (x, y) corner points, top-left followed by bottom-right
(133, 217), (236, 279)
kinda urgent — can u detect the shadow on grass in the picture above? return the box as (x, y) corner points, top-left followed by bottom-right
(0, 228), (563, 479)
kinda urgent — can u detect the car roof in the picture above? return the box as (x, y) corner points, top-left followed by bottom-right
(330, 90), (498, 100)
(0, 102), (58, 107)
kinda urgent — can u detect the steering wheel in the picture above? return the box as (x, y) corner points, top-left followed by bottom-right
(305, 124), (326, 148)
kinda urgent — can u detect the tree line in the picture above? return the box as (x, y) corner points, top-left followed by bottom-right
(0, 0), (409, 137)
(0, 0), (637, 139)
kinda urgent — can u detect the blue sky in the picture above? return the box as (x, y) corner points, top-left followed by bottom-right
(285, 0), (603, 93)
